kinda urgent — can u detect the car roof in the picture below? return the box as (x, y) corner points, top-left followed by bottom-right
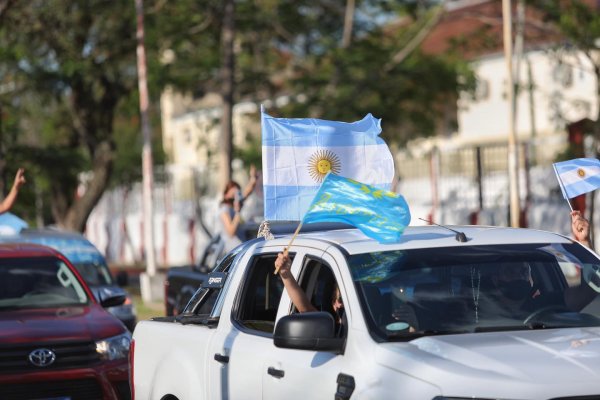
(266, 224), (574, 255)
(0, 242), (64, 259)
(18, 228), (89, 240)
(0, 228), (105, 265)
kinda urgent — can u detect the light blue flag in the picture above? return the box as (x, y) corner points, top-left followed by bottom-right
(553, 158), (600, 199)
(262, 108), (395, 220)
(302, 173), (411, 244)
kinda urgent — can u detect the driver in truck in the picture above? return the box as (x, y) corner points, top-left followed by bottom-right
(487, 210), (598, 320)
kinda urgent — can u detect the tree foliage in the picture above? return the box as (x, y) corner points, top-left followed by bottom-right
(0, 0), (474, 231)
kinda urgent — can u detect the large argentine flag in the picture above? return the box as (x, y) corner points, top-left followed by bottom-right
(262, 110), (395, 220)
(553, 158), (600, 199)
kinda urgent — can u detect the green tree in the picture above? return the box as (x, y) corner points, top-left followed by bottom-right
(0, 0), (171, 230)
(0, 1), (137, 230)
(272, 2), (474, 144)
(529, 0), (600, 243)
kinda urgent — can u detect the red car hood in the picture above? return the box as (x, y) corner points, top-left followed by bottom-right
(0, 305), (126, 344)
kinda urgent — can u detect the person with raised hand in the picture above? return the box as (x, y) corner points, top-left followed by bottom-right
(0, 168), (26, 214)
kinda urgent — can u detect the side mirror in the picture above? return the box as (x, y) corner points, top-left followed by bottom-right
(98, 287), (127, 308)
(273, 311), (344, 353)
(582, 263), (600, 293)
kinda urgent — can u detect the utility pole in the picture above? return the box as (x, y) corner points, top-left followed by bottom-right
(219, 0), (235, 184)
(503, 0), (521, 227)
(135, 0), (159, 302)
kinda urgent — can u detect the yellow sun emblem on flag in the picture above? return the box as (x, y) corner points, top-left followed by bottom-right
(577, 168), (586, 178)
(308, 149), (341, 182)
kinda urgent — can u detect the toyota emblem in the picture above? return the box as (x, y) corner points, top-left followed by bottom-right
(28, 348), (56, 367)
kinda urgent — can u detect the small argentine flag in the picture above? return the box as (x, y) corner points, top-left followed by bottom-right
(262, 109), (395, 220)
(553, 158), (600, 199)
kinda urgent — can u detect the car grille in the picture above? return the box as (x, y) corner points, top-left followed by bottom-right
(0, 340), (100, 372)
(0, 378), (103, 400)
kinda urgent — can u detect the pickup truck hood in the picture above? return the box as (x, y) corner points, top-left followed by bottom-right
(0, 305), (126, 344)
(376, 328), (600, 392)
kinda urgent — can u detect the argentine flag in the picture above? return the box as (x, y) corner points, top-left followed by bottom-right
(553, 158), (600, 199)
(262, 110), (395, 220)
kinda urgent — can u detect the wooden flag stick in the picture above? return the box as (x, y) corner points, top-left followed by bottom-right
(274, 221), (303, 274)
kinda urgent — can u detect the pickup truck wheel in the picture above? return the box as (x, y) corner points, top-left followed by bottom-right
(160, 395), (179, 400)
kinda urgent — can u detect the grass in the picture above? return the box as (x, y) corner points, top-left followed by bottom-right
(126, 285), (165, 323)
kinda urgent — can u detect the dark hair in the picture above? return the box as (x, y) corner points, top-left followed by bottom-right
(221, 181), (241, 204)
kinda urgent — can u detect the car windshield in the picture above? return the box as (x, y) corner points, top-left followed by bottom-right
(0, 257), (89, 309)
(348, 243), (600, 341)
(72, 261), (113, 286)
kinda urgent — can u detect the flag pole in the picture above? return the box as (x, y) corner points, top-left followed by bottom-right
(274, 221), (303, 274)
(553, 163), (573, 212)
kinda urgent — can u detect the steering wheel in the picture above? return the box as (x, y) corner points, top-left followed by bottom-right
(523, 305), (571, 325)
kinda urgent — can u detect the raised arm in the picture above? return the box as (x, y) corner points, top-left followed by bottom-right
(565, 210), (597, 310)
(242, 165), (258, 199)
(275, 251), (316, 313)
(0, 168), (26, 214)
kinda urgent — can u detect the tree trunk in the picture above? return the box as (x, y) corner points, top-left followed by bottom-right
(219, 0), (235, 184)
(60, 140), (114, 232)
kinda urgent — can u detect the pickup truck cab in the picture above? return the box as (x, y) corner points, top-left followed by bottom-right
(132, 224), (600, 400)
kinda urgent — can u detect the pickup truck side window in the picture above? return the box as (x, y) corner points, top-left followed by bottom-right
(234, 254), (285, 334)
(296, 258), (347, 338)
(186, 251), (238, 315)
(297, 258), (338, 316)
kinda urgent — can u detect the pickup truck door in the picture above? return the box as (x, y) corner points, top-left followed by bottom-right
(207, 249), (286, 400)
(262, 249), (351, 400)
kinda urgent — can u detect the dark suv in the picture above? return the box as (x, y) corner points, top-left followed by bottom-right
(0, 243), (131, 400)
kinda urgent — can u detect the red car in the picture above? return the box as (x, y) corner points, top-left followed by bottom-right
(0, 243), (131, 400)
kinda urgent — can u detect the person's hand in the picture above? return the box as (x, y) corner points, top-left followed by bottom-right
(571, 210), (590, 245)
(13, 168), (25, 189)
(274, 250), (291, 276)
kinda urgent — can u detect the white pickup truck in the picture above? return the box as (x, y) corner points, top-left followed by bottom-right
(131, 224), (600, 400)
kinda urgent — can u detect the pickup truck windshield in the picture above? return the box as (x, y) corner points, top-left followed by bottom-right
(348, 243), (600, 341)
